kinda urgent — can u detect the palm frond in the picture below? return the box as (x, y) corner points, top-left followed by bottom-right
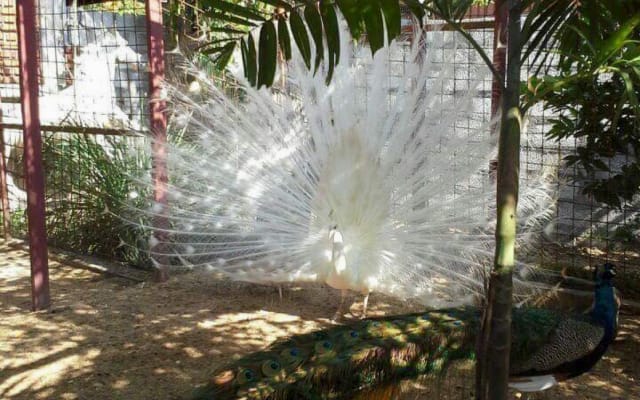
(169, 0), (427, 87)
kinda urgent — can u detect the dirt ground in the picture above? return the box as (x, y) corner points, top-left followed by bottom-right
(1, 240), (639, 400)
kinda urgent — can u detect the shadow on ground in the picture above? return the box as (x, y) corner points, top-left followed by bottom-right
(1, 240), (639, 400)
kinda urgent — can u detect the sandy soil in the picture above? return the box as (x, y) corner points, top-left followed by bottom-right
(1, 240), (639, 400)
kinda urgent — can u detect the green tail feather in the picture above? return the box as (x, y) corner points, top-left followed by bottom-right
(192, 267), (617, 399)
(193, 308), (480, 399)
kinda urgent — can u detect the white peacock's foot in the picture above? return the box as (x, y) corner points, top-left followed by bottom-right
(330, 289), (348, 323)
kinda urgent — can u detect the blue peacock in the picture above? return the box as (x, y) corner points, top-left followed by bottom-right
(191, 263), (619, 399)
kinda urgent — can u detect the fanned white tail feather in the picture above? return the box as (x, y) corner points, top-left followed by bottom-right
(129, 28), (559, 307)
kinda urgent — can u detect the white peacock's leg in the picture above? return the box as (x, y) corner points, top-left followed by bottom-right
(362, 292), (370, 319)
(332, 289), (348, 322)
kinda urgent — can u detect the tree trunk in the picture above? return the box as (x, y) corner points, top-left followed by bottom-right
(476, 1), (522, 399)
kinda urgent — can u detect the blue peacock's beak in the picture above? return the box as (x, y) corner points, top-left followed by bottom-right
(602, 263), (616, 280)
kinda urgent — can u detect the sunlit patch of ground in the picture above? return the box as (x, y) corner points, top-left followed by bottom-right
(1, 239), (639, 400)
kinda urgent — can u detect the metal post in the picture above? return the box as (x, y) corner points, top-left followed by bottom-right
(146, 0), (169, 282)
(16, 0), (50, 310)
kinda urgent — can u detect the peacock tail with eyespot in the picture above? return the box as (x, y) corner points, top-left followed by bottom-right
(191, 264), (619, 399)
(194, 308), (480, 400)
(127, 24), (560, 307)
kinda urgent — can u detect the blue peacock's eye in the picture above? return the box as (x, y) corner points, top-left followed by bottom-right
(280, 347), (304, 367)
(315, 340), (335, 354)
(350, 330), (359, 338)
(236, 368), (257, 384)
(452, 320), (462, 326)
(421, 314), (430, 321)
(261, 360), (283, 377)
(313, 331), (328, 340)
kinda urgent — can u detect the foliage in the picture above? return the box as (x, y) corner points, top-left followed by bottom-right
(40, 135), (152, 268)
(166, 0), (426, 86)
(181, 0), (584, 92)
(80, 0), (146, 15)
(524, 1), (640, 208)
(6, 208), (28, 237)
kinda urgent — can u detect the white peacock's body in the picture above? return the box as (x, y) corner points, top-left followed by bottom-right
(134, 29), (557, 307)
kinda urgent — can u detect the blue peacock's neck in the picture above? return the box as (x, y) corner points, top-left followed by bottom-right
(591, 284), (617, 341)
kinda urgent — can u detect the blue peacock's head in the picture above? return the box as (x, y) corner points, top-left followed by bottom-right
(594, 263), (616, 287)
(592, 263), (619, 339)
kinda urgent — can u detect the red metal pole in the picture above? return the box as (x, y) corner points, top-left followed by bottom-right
(146, 0), (169, 282)
(16, 0), (50, 310)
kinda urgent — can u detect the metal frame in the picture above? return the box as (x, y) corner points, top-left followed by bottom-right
(10, 0), (170, 309)
(5, 1), (634, 310)
(146, 0), (169, 282)
(16, 0), (50, 310)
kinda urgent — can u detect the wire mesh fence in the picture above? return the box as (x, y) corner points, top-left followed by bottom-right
(1, 0), (152, 266)
(0, 2), (638, 291)
(519, 22), (640, 292)
(420, 8), (640, 293)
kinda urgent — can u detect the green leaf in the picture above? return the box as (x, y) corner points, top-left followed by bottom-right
(248, 34), (258, 86)
(401, 0), (425, 26)
(304, 4), (324, 73)
(258, 20), (278, 88)
(242, 35), (258, 86)
(201, 45), (229, 56)
(336, 0), (364, 40)
(257, 0), (292, 11)
(431, 0), (473, 21)
(207, 26), (248, 35)
(592, 158), (611, 172)
(321, 3), (340, 84)
(208, 11), (258, 27)
(290, 10), (312, 70)
(240, 38), (249, 74)
(598, 13), (640, 64)
(362, 1), (385, 55)
(380, 0), (402, 43)
(522, 3), (576, 67)
(216, 42), (236, 70)
(202, 0), (266, 21)
(198, 37), (236, 54)
(278, 18), (292, 61)
(619, 70), (639, 109)
(623, 43), (640, 63)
